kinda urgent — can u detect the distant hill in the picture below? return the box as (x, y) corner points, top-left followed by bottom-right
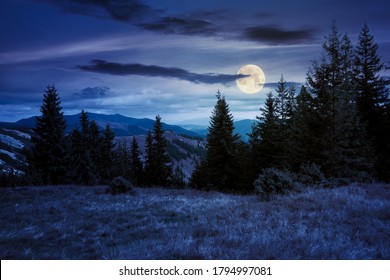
(0, 113), (202, 138)
(181, 119), (255, 142)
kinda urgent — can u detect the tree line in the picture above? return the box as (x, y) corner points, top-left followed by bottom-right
(21, 85), (183, 187)
(190, 23), (390, 193)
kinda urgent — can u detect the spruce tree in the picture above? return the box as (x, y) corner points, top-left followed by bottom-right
(100, 125), (115, 182)
(29, 85), (67, 185)
(306, 23), (373, 179)
(206, 91), (240, 192)
(152, 115), (173, 187)
(354, 23), (390, 180)
(288, 85), (317, 170)
(254, 92), (282, 169)
(69, 111), (97, 185)
(144, 130), (155, 186)
(114, 139), (129, 178)
(129, 136), (144, 186)
(189, 159), (209, 190)
(275, 75), (289, 121)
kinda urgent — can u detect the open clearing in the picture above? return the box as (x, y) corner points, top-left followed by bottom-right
(0, 184), (389, 259)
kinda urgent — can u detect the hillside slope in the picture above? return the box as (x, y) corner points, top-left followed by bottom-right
(0, 127), (205, 181)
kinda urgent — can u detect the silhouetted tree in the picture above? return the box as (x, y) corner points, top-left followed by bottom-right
(152, 115), (173, 186)
(143, 130), (155, 186)
(354, 23), (390, 181)
(69, 111), (97, 185)
(251, 92), (282, 170)
(28, 85), (67, 185)
(189, 159), (209, 190)
(114, 139), (129, 178)
(143, 116), (173, 187)
(306, 22), (373, 178)
(129, 136), (143, 186)
(205, 91), (241, 192)
(100, 125), (116, 182)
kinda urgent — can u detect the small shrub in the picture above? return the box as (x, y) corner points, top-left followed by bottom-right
(254, 168), (297, 198)
(106, 176), (135, 195)
(297, 162), (325, 186)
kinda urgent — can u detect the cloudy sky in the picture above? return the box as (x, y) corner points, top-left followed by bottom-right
(1, 0), (389, 124)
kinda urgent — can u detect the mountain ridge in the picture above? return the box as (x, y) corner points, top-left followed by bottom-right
(0, 113), (256, 140)
(0, 113), (202, 138)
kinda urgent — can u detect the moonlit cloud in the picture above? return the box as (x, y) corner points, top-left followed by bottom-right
(0, 0), (389, 124)
(35, 0), (154, 22)
(77, 60), (248, 85)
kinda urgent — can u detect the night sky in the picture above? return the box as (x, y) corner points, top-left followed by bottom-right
(1, 0), (389, 124)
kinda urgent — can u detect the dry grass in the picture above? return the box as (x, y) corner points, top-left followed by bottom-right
(0, 183), (389, 259)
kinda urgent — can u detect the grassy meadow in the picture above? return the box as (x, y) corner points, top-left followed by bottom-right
(0, 183), (389, 259)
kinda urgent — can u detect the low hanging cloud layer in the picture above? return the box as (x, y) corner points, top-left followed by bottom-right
(77, 59), (247, 84)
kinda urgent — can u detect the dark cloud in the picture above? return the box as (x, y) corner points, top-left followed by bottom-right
(139, 16), (217, 36)
(74, 86), (112, 98)
(244, 25), (317, 44)
(35, 0), (153, 22)
(77, 60), (247, 84)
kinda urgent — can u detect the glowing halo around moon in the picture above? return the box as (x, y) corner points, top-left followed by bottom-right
(236, 64), (265, 94)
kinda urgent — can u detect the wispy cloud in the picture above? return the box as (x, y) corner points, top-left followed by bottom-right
(74, 86), (113, 98)
(139, 16), (217, 36)
(35, 0), (318, 46)
(35, 0), (154, 22)
(77, 59), (247, 84)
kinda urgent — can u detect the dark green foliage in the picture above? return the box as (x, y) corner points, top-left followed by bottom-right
(297, 162), (325, 186)
(205, 91), (241, 192)
(354, 23), (390, 181)
(305, 23), (373, 179)
(69, 111), (99, 185)
(100, 125), (116, 182)
(106, 176), (135, 195)
(256, 92), (281, 168)
(249, 75), (298, 182)
(129, 136), (144, 186)
(189, 159), (209, 190)
(28, 85), (67, 185)
(144, 116), (173, 187)
(69, 112), (116, 185)
(114, 138), (130, 178)
(246, 23), (386, 190)
(287, 85), (316, 170)
(254, 168), (297, 198)
(143, 131), (155, 185)
(172, 166), (186, 188)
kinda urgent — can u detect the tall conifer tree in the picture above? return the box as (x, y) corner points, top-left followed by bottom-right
(206, 91), (240, 192)
(129, 136), (144, 186)
(29, 85), (67, 185)
(152, 115), (173, 187)
(306, 23), (372, 178)
(354, 23), (390, 180)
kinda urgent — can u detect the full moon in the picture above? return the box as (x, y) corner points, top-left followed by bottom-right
(236, 64), (265, 94)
